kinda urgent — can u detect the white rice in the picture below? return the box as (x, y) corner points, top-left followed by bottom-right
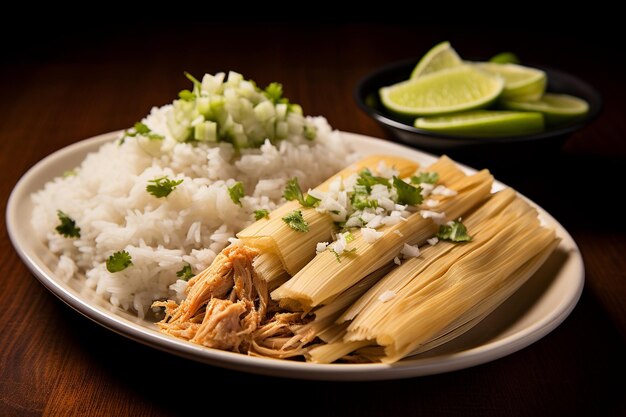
(31, 105), (355, 316)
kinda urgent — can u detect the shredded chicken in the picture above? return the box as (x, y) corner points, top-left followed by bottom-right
(154, 244), (310, 358)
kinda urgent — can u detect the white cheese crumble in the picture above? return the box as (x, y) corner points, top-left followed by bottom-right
(420, 210), (447, 224)
(425, 199), (439, 208)
(376, 161), (398, 178)
(432, 185), (457, 197)
(420, 183), (434, 197)
(378, 290), (397, 303)
(427, 237), (439, 246)
(361, 227), (384, 243)
(316, 242), (329, 253)
(393, 256), (402, 265)
(400, 243), (420, 258)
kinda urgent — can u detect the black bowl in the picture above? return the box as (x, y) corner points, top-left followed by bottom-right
(354, 58), (602, 152)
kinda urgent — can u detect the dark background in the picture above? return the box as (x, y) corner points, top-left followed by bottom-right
(1, 21), (625, 416)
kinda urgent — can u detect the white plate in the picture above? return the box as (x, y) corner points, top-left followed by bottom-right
(6, 131), (584, 381)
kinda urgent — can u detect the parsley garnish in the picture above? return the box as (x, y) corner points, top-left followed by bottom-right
(176, 263), (194, 281)
(436, 219), (472, 242)
(283, 177), (320, 208)
(356, 169), (390, 192)
(146, 176), (183, 198)
(254, 209), (270, 220)
(282, 210), (309, 232)
(124, 122), (164, 141)
(55, 210), (81, 238)
(106, 250), (133, 273)
(411, 172), (439, 185)
(228, 182), (245, 206)
(393, 176), (423, 206)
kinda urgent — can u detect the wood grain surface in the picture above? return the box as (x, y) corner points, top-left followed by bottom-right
(1, 23), (625, 416)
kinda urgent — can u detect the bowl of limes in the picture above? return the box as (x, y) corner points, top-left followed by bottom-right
(355, 42), (602, 151)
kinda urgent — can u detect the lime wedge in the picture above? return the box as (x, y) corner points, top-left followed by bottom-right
(501, 93), (589, 126)
(489, 52), (520, 64)
(381, 65), (504, 116)
(414, 110), (544, 137)
(475, 62), (546, 101)
(410, 41), (463, 78)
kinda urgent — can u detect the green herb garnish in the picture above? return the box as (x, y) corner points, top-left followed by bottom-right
(356, 169), (390, 192)
(55, 210), (81, 238)
(124, 122), (164, 141)
(350, 184), (378, 210)
(410, 172), (439, 185)
(393, 176), (423, 206)
(228, 182), (245, 206)
(106, 250), (133, 273)
(254, 209), (270, 220)
(283, 177), (320, 208)
(184, 71), (202, 91)
(436, 219), (472, 242)
(329, 247), (357, 263)
(176, 263), (194, 281)
(146, 176), (183, 198)
(282, 210), (309, 232)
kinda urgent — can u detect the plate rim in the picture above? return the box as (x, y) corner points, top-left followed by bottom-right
(6, 130), (585, 381)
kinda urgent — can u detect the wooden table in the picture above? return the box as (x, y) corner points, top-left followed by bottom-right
(1, 24), (625, 416)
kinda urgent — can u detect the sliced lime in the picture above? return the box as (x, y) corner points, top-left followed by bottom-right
(414, 110), (544, 137)
(489, 52), (520, 64)
(501, 93), (589, 126)
(475, 62), (546, 101)
(410, 41), (463, 78)
(381, 65), (504, 116)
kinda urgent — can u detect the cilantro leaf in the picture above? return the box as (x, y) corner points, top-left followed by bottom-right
(228, 182), (245, 206)
(350, 185), (378, 210)
(283, 177), (319, 208)
(282, 210), (309, 232)
(283, 177), (304, 203)
(146, 176), (183, 198)
(176, 263), (194, 281)
(55, 210), (81, 238)
(106, 250), (133, 273)
(124, 122), (164, 141)
(254, 209), (270, 220)
(304, 194), (321, 207)
(410, 172), (439, 185)
(357, 169), (390, 192)
(393, 176), (423, 206)
(436, 219), (472, 242)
